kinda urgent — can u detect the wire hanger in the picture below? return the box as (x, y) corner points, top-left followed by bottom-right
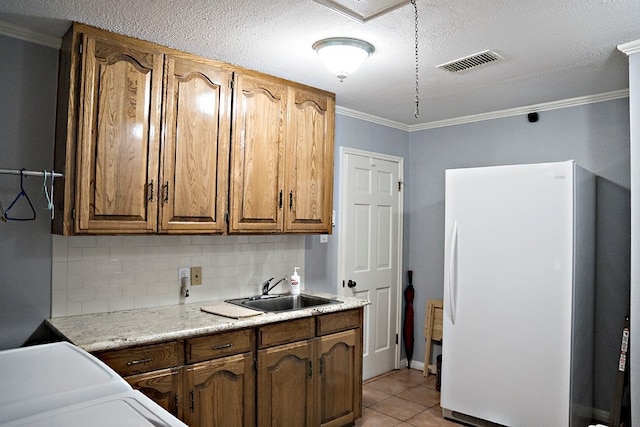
(4, 169), (36, 221)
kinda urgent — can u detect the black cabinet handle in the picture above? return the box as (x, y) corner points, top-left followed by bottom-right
(213, 343), (233, 350)
(163, 182), (169, 204)
(126, 358), (152, 366)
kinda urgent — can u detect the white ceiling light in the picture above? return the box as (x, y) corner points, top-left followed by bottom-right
(313, 37), (374, 82)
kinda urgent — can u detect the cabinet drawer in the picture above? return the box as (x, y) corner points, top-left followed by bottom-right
(317, 308), (362, 336)
(95, 341), (182, 376)
(186, 329), (254, 364)
(258, 317), (315, 348)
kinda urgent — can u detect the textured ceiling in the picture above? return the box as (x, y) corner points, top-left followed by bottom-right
(0, 0), (639, 127)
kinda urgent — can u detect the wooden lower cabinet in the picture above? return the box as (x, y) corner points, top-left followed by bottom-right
(257, 340), (316, 427)
(255, 310), (363, 427)
(184, 352), (255, 427)
(126, 367), (183, 419)
(317, 330), (362, 427)
(256, 333), (362, 427)
(96, 308), (363, 427)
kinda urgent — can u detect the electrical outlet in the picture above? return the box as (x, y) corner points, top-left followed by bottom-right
(191, 267), (202, 286)
(179, 267), (190, 280)
(320, 234), (328, 243)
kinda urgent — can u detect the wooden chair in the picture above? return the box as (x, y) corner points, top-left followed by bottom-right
(423, 299), (443, 377)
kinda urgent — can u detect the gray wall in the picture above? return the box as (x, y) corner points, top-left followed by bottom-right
(408, 99), (630, 414)
(305, 113), (411, 296)
(0, 35), (58, 350)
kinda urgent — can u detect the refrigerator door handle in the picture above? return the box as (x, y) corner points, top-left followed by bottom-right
(446, 221), (458, 325)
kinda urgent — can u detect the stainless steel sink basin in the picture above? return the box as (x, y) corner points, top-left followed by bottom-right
(226, 294), (341, 313)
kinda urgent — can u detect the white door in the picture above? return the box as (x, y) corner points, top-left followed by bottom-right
(339, 148), (403, 380)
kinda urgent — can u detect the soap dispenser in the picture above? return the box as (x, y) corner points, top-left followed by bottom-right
(290, 267), (301, 295)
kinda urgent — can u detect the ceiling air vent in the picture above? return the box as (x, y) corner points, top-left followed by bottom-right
(437, 50), (504, 73)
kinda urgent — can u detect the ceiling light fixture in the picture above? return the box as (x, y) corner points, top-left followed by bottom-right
(313, 37), (374, 82)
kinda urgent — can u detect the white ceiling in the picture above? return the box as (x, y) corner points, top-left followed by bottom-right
(0, 0), (639, 127)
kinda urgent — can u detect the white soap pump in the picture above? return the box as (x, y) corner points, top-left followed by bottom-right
(290, 267), (301, 295)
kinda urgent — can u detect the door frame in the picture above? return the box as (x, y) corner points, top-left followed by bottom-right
(337, 146), (404, 372)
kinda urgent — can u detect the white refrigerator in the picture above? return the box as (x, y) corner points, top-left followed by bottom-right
(441, 161), (595, 427)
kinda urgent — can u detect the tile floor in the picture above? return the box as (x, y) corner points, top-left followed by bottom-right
(356, 368), (460, 426)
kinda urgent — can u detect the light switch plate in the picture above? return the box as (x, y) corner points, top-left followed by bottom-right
(191, 267), (202, 286)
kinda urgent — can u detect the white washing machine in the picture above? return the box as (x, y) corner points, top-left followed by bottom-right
(2, 390), (185, 427)
(0, 342), (185, 426)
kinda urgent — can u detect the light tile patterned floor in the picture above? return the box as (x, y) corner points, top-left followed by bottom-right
(356, 369), (460, 426)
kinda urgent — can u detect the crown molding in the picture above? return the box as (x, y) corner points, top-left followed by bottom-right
(0, 20), (61, 49)
(335, 106), (410, 131)
(618, 39), (640, 56)
(339, 89), (629, 132)
(408, 89), (629, 131)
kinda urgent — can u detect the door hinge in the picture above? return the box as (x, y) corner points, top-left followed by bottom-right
(224, 210), (229, 224)
(308, 360), (313, 377)
(398, 179), (404, 192)
(173, 393), (179, 416)
(319, 358), (324, 375)
(189, 390), (194, 413)
(71, 208), (76, 219)
(78, 42), (83, 54)
(395, 333), (399, 345)
(230, 78), (234, 90)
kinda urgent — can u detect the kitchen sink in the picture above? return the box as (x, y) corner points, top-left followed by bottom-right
(225, 294), (341, 313)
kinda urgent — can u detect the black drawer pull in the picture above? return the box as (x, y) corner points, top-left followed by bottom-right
(126, 358), (152, 366)
(213, 343), (233, 350)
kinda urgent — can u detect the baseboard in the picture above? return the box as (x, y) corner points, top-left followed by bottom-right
(399, 358), (427, 373)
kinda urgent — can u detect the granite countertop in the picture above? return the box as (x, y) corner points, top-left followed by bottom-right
(46, 291), (369, 353)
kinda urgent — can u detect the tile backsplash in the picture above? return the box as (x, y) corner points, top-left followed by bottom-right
(51, 234), (305, 317)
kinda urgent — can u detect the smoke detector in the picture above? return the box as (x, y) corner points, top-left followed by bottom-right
(437, 50), (504, 73)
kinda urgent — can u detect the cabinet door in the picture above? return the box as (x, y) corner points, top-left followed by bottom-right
(229, 73), (286, 233)
(257, 340), (315, 427)
(76, 34), (163, 233)
(126, 367), (183, 420)
(285, 87), (335, 233)
(317, 330), (362, 427)
(184, 352), (255, 427)
(159, 55), (232, 233)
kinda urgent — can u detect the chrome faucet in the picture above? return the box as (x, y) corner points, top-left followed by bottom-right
(262, 277), (286, 296)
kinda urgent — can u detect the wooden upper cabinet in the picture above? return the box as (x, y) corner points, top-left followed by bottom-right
(54, 23), (335, 235)
(229, 73), (287, 233)
(159, 55), (232, 233)
(229, 76), (335, 234)
(76, 33), (163, 233)
(285, 87), (335, 233)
